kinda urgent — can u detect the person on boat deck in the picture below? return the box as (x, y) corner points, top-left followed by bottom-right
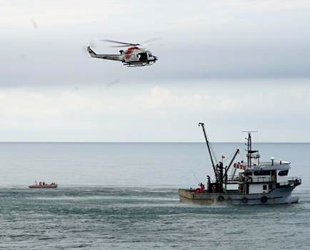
(211, 184), (216, 193)
(43, 181), (45, 185)
(207, 175), (211, 191)
(199, 183), (205, 192)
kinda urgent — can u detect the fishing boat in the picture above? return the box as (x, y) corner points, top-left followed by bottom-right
(29, 181), (58, 189)
(178, 123), (301, 205)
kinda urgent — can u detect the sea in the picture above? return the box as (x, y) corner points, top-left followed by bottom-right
(0, 142), (309, 249)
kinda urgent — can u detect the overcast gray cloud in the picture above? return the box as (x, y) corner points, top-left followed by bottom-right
(0, 0), (310, 141)
(1, 0), (310, 84)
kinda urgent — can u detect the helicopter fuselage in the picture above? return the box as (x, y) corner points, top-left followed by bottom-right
(87, 46), (157, 67)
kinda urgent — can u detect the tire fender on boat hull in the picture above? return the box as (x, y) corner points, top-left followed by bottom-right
(261, 196), (268, 203)
(241, 197), (248, 204)
(217, 196), (224, 202)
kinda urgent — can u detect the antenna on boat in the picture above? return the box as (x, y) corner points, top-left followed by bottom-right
(242, 131), (258, 168)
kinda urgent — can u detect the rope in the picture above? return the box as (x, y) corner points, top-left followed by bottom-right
(222, 150), (236, 164)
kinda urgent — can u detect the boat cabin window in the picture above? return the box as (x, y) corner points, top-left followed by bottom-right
(254, 170), (271, 176)
(263, 185), (267, 190)
(278, 170), (289, 176)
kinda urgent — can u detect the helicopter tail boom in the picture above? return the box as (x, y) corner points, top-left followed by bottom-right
(87, 46), (123, 61)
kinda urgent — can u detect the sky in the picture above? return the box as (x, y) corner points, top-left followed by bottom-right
(0, 0), (310, 142)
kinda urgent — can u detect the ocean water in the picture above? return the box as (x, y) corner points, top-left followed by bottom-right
(0, 143), (309, 249)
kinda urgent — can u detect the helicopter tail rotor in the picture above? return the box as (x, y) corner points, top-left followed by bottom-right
(87, 46), (97, 57)
(82, 40), (97, 55)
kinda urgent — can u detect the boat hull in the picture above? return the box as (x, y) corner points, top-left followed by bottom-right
(178, 186), (299, 205)
(29, 185), (58, 189)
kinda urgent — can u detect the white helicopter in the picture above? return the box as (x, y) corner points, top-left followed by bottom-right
(87, 39), (158, 67)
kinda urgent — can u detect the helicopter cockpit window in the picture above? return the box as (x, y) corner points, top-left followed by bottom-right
(139, 53), (148, 61)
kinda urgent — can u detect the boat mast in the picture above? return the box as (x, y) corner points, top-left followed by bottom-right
(247, 132), (252, 168)
(198, 123), (216, 176)
(243, 131), (257, 168)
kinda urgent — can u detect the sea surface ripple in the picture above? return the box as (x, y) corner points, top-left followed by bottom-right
(0, 187), (310, 249)
(0, 143), (309, 249)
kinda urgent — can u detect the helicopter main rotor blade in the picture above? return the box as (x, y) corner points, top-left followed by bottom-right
(110, 45), (141, 48)
(141, 37), (161, 44)
(102, 39), (131, 45)
(101, 39), (140, 46)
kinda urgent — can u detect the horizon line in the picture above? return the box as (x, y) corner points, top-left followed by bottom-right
(0, 141), (309, 144)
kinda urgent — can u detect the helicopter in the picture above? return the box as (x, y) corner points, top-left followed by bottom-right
(87, 39), (158, 67)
